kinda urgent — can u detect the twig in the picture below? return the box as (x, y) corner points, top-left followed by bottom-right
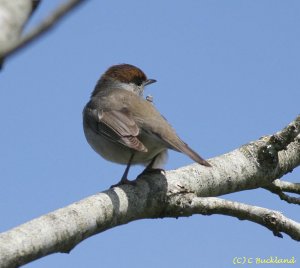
(1, 0), (87, 60)
(264, 182), (300, 205)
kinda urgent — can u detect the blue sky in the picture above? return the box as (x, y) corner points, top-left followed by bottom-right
(0, 1), (300, 267)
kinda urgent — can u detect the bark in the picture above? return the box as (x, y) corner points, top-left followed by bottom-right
(0, 115), (299, 267)
(0, 0), (32, 55)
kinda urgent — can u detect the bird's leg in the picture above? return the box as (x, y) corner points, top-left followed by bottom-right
(110, 153), (135, 188)
(137, 154), (165, 179)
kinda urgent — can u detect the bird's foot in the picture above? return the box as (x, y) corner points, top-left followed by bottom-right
(110, 178), (137, 189)
(137, 168), (166, 179)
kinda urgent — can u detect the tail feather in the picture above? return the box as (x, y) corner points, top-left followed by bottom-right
(184, 145), (211, 167)
(169, 139), (211, 167)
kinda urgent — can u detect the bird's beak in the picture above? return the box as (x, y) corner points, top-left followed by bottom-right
(144, 79), (157, 86)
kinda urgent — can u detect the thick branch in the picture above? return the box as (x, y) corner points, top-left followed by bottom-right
(166, 115), (300, 197)
(0, 116), (299, 267)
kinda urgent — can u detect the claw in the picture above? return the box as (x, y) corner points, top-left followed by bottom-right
(110, 178), (137, 188)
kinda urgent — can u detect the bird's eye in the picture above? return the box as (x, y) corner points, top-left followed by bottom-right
(133, 77), (143, 86)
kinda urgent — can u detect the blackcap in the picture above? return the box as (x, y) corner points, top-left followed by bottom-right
(83, 64), (211, 187)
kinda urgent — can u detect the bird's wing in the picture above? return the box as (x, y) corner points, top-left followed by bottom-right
(84, 107), (147, 152)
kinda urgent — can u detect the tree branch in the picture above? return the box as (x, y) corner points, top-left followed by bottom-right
(165, 195), (300, 240)
(0, 0), (86, 64)
(271, 179), (300, 194)
(263, 180), (300, 205)
(0, 0), (33, 62)
(0, 116), (299, 267)
(266, 185), (300, 205)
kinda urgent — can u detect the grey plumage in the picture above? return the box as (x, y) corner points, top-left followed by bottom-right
(83, 64), (210, 186)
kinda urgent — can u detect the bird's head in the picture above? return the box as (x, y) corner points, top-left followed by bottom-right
(93, 64), (156, 96)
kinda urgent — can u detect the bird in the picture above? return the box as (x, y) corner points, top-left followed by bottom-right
(83, 64), (211, 187)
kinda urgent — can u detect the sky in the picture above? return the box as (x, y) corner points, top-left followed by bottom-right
(0, 0), (300, 267)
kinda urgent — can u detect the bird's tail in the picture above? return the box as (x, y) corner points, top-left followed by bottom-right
(174, 142), (211, 167)
(185, 145), (211, 167)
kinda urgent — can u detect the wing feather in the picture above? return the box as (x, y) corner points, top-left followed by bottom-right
(85, 107), (147, 152)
